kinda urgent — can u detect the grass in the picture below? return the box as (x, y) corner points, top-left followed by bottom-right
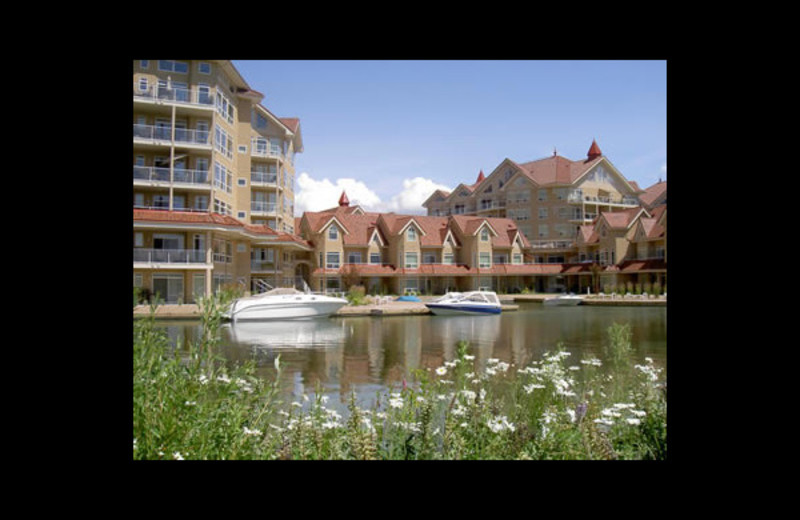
(133, 293), (667, 460)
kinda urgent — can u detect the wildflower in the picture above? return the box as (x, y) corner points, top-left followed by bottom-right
(217, 373), (231, 384)
(460, 390), (477, 402)
(464, 354), (475, 361)
(184, 401), (196, 406)
(389, 394), (404, 409)
(566, 409), (576, 423)
(243, 426), (263, 436)
(172, 452), (184, 460)
(435, 366), (447, 376)
(575, 402), (588, 423)
(133, 438), (137, 450)
(626, 418), (641, 426)
(523, 383), (545, 394)
(291, 401), (303, 408)
(198, 374), (209, 385)
(487, 415), (516, 433)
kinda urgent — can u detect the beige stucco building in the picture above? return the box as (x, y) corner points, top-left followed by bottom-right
(133, 60), (310, 303)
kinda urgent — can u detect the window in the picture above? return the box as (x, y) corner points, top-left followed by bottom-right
(479, 253), (491, 268)
(326, 252), (340, 268)
(407, 226), (416, 241)
(538, 208), (548, 219)
(253, 111), (268, 129)
(481, 227), (490, 242)
(370, 253), (381, 264)
(348, 252), (361, 264)
(134, 232), (144, 247)
(138, 77), (148, 91)
(198, 62), (211, 74)
(328, 225), (338, 240)
(405, 252), (418, 268)
(538, 189), (548, 202)
(423, 253), (436, 264)
(512, 253), (523, 265)
(404, 278), (419, 295)
(538, 225), (549, 238)
(140, 60), (149, 69)
(158, 60), (188, 74)
(443, 253), (454, 265)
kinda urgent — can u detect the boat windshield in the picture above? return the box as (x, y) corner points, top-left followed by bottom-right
(465, 292), (499, 304)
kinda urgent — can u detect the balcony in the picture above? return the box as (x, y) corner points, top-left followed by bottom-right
(251, 171), (278, 187)
(567, 190), (639, 207)
(251, 201), (277, 216)
(133, 166), (211, 188)
(477, 200), (506, 212)
(133, 124), (211, 148)
(133, 83), (215, 110)
(528, 239), (575, 250)
(134, 248), (208, 265)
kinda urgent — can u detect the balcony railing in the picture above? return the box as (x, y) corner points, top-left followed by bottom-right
(478, 200), (506, 211)
(251, 172), (278, 186)
(251, 201), (277, 214)
(133, 124), (211, 146)
(567, 191), (639, 206)
(133, 83), (215, 107)
(133, 166), (210, 186)
(529, 239), (575, 250)
(134, 248), (207, 264)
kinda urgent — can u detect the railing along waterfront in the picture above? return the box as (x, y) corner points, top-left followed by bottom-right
(133, 249), (207, 264)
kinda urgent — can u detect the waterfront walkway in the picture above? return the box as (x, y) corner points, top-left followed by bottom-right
(133, 293), (664, 320)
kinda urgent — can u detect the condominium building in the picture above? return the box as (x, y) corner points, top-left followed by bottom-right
(133, 60), (309, 303)
(300, 190), (665, 295)
(422, 140), (666, 292)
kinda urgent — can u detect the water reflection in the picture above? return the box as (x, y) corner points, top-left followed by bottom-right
(160, 303), (666, 410)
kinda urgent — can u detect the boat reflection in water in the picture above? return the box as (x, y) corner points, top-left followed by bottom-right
(223, 319), (347, 349)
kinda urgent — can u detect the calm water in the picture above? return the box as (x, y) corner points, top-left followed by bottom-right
(158, 302), (666, 412)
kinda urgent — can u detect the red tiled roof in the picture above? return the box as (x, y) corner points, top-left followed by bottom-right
(639, 180), (667, 208)
(133, 209), (244, 227)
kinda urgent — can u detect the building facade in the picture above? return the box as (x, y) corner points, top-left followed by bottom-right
(133, 60), (309, 303)
(422, 140), (666, 293)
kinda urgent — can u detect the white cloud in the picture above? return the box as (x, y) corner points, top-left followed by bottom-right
(386, 177), (452, 214)
(295, 172), (382, 214)
(295, 173), (451, 216)
(660, 162), (667, 175)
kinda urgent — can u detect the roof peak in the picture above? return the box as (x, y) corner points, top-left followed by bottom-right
(587, 139), (602, 160)
(338, 191), (350, 207)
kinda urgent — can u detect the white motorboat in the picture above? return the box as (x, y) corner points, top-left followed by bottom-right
(425, 290), (502, 316)
(543, 293), (584, 306)
(225, 287), (347, 322)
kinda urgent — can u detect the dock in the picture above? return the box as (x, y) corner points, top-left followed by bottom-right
(134, 299), (519, 320)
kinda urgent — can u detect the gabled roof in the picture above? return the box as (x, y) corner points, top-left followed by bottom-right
(598, 206), (650, 231)
(639, 180), (667, 209)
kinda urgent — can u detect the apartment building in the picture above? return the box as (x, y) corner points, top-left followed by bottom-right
(133, 60), (309, 303)
(422, 140), (666, 293)
(300, 193), (541, 295)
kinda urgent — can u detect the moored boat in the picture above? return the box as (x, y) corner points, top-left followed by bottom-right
(224, 287), (348, 322)
(543, 293), (584, 306)
(425, 290), (502, 316)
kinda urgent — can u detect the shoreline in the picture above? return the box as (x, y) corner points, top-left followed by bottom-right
(133, 293), (665, 320)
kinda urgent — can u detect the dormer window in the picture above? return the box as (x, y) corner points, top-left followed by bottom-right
(407, 227), (416, 241)
(329, 225), (338, 240)
(481, 227), (490, 242)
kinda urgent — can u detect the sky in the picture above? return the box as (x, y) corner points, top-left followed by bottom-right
(232, 60), (666, 216)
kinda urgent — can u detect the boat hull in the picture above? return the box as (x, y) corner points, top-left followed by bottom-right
(543, 297), (583, 306)
(228, 297), (347, 321)
(425, 303), (502, 316)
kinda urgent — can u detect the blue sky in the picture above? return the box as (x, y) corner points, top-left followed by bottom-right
(232, 60), (666, 215)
